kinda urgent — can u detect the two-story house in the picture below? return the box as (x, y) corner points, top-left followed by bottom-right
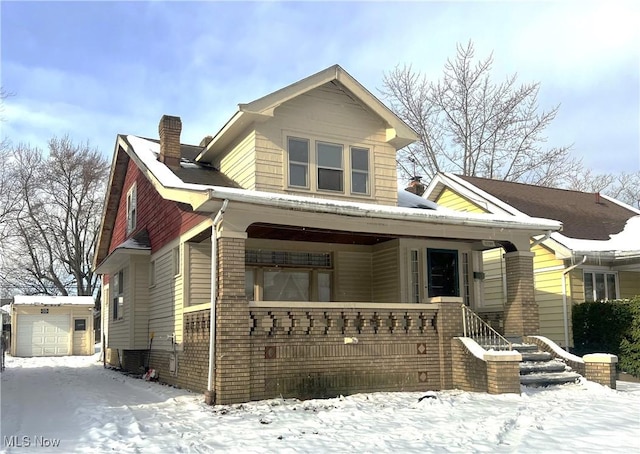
(94, 65), (564, 404)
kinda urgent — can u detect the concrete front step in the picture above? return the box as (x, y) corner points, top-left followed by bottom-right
(520, 351), (553, 362)
(520, 371), (582, 387)
(520, 360), (567, 375)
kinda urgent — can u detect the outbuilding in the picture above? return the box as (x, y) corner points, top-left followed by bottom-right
(10, 296), (95, 357)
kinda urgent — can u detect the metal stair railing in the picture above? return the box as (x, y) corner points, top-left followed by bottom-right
(461, 305), (512, 351)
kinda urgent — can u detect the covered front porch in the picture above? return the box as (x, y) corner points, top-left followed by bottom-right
(181, 198), (547, 403)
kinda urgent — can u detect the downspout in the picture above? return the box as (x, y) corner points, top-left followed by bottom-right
(206, 199), (229, 403)
(561, 255), (587, 348)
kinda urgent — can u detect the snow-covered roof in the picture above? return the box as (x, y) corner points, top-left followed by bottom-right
(128, 135), (562, 233)
(13, 295), (95, 307)
(551, 215), (640, 256)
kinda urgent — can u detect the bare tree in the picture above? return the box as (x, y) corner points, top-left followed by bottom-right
(568, 167), (640, 209)
(381, 41), (578, 185)
(2, 137), (108, 298)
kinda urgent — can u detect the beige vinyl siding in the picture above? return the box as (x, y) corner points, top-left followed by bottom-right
(619, 271), (640, 298)
(334, 251), (372, 301)
(149, 249), (182, 350)
(132, 257), (150, 349)
(254, 82), (398, 205)
(107, 266), (130, 349)
(218, 130), (256, 189)
(481, 248), (505, 308)
(435, 188), (487, 213)
(372, 240), (400, 302)
(187, 242), (212, 306)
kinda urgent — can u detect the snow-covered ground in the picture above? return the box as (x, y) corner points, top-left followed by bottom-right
(1, 353), (639, 453)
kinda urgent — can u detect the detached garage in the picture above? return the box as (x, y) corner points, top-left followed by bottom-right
(10, 296), (95, 357)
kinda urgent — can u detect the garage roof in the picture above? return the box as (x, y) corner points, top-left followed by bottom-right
(13, 296), (95, 307)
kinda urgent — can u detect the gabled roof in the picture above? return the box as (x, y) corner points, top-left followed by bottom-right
(428, 173), (639, 240)
(196, 64), (419, 162)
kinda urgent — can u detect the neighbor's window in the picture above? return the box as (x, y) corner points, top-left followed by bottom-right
(288, 137), (309, 188)
(317, 142), (343, 192)
(74, 319), (87, 331)
(427, 248), (459, 297)
(113, 269), (124, 320)
(584, 271), (618, 302)
(126, 183), (137, 234)
(350, 147), (369, 194)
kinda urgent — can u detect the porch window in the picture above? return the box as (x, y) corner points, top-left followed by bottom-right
(317, 142), (343, 192)
(245, 249), (332, 302)
(264, 270), (309, 301)
(288, 137), (309, 188)
(113, 269), (124, 321)
(409, 249), (420, 303)
(350, 147), (369, 195)
(126, 183), (137, 234)
(427, 248), (459, 297)
(584, 271), (618, 302)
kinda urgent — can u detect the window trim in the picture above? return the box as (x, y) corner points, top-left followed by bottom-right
(284, 132), (374, 198)
(126, 183), (137, 234)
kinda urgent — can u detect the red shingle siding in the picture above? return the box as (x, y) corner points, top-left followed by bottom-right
(108, 159), (208, 254)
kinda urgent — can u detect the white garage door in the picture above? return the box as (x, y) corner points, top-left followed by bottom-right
(16, 314), (70, 357)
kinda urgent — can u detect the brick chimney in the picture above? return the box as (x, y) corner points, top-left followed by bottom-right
(158, 115), (182, 167)
(405, 176), (426, 196)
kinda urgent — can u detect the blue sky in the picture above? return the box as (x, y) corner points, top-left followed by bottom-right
(1, 1), (638, 174)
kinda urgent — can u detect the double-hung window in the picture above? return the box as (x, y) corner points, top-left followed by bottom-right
(113, 269), (124, 321)
(126, 183), (137, 234)
(350, 147), (369, 195)
(288, 137), (309, 188)
(584, 271), (618, 302)
(317, 142), (343, 192)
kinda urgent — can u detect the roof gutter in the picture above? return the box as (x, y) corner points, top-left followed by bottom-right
(562, 255), (587, 348)
(206, 199), (229, 404)
(202, 187), (561, 233)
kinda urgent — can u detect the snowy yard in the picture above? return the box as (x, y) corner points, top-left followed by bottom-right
(1, 353), (639, 453)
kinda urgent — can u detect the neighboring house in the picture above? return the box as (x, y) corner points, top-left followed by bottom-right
(424, 173), (640, 348)
(10, 295), (95, 357)
(93, 65), (563, 404)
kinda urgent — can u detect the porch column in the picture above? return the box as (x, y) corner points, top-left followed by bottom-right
(215, 232), (250, 404)
(503, 251), (539, 338)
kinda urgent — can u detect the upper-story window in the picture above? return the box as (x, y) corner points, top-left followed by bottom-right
(126, 183), (137, 234)
(350, 147), (369, 194)
(287, 135), (370, 196)
(288, 137), (309, 188)
(317, 142), (343, 192)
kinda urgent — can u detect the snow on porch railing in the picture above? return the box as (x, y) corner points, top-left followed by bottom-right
(461, 305), (512, 351)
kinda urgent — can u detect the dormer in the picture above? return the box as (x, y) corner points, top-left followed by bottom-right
(195, 65), (418, 205)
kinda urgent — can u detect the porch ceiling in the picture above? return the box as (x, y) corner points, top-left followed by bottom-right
(246, 223), (477, 246)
